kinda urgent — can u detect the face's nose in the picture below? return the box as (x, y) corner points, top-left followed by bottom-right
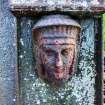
(55, 53), (63, 68)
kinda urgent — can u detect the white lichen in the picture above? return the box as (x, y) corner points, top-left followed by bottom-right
(20, 38), (24, 46)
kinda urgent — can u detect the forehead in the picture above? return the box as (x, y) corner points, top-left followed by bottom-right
(41, 38), (75, 51)
(40, 38), (76, 51)
(37, 28), (78, 45)
(41, 38), (76, 45)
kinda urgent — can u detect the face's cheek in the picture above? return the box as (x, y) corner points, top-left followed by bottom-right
(41, 50), (56, 72)
(45, 56), (56, 70)
(62, 56), (71, 75)
(63, 50), (74, 65)
(61, 48), (75, 79)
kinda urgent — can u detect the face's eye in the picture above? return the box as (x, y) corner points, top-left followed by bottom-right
(61, 48), (72, 56)
(45, 49), (55, 56)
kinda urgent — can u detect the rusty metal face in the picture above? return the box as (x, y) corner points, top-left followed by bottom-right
(33, 15), (81, 87)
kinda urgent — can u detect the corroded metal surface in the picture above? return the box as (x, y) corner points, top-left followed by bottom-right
(0, 0), (17, 105)
(18, 17), (96, 105)
(33, 15), (81, 87)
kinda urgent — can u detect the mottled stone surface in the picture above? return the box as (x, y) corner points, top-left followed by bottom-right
(0, 0), (102, 105)
(18, 17), (96, 105)
(9, 0), (105, 17)
(10, 0), (104, 6)
(0, 0), (17, 105)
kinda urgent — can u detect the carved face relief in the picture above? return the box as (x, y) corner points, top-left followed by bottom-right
(33, 26), (80, 87)
(40, 37), (75, 80)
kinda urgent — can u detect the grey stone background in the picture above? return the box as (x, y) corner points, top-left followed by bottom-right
(0, 0), (17, 105)
(10, 0), (103, 6)
(18, 17), (96, 105)
(0, 0), (102, 105)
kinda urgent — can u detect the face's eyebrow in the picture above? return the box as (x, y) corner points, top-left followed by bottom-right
(41, 45), (52, 49)
(41, 44), (75, 50)
(42, 46), (56, 52)
(42, 37), (76, 39)
(41, 37), (76, 45)
(42, 43), (75, 45)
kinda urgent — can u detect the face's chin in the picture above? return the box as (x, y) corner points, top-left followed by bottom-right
(47, 73), (65, 87)
(44, 66), (64, 80)
(44, 68), (69, 86)
(40, 64), (74, 87)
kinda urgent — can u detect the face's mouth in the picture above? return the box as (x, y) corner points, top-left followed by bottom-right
(55, 68), (63, 73)
(54, 71), (63, 79)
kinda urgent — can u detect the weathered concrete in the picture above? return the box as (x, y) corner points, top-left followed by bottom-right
(0, 0), (17, 105)
(10, 0), (105, 17)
